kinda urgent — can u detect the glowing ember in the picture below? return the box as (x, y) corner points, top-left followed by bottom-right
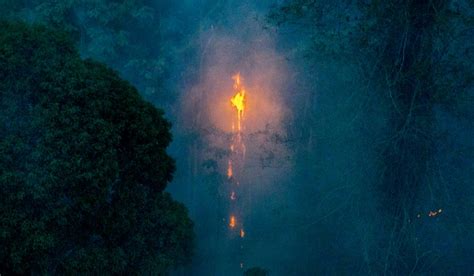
(229, 215), (236, 228)
(428, 209), (442, 217)
(417, 209), (443, 218)
(227, 160), (233, 179)
(240, 228), (245, 238)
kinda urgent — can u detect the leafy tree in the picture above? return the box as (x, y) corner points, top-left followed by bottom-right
(0, 22), (193, 274)
(0, 0), (192, 105)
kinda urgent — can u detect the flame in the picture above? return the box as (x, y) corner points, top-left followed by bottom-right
(231, 91), (245, 115)
(231, 73), (246, 132)
(417, 208), (443, 218)
(227, 160), (233, 179)
(226, 73), (247, 267)
(428, 209), (442, 217)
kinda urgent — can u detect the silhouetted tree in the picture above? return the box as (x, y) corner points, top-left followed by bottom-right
(0, 22), (193, 274)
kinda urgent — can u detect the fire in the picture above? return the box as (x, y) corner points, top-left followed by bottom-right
(227, 160), (233, 178)
(417, 208), (443, 218)
(226, 73), (247, 267)
(229, 215), (236, 228)
(428, 209), (442, 217)
(231, 90), (245, 115)
(231, 73), (246, 132)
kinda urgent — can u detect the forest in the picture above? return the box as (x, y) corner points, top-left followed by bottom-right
(0, 0), (472, 275)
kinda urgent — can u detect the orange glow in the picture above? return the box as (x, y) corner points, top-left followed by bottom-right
(227, 73), (248, 268)
(233, 73), (241, 88)
(231, 91), (245, 116)
(229, 215), (236, 228)
(231, 73), (246, 132)
(227, 160), (233, 179)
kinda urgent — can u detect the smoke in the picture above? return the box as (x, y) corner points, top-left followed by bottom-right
(178, 6), (293, 198)
(180, 20), (289, 134)
(172, 3), (295, 274)
(3, 0), (472, 274)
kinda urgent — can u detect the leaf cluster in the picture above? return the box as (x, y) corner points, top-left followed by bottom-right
(0, 22), (193, 274)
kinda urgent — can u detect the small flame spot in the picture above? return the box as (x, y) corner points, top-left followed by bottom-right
(229, 215), (236, 228)
(227, 160), (233, 179)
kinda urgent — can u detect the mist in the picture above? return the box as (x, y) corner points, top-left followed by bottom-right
(1, 0), (472, 275)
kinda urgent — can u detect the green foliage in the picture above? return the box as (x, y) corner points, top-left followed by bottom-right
(0, 22), (193, 274)
(0, 0), (188, 105)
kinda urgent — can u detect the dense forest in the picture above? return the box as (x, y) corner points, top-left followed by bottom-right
(0, 0), (472, 275)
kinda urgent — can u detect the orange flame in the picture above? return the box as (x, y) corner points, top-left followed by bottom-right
(227, 73), (247, 266)
(229, 215), (236, 228)
(231, 91), (245, 115)
(227, 160), (233, 179)
(231, 73), (245, 132)
(428, 209), (442, 217)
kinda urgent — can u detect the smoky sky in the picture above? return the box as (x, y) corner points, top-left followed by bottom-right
(167, 1), (474, 275)
(3, 0), (472, 274)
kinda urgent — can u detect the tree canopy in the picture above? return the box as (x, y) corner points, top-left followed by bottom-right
(0, 0), (192, 105)
(0, 21), (193, 274)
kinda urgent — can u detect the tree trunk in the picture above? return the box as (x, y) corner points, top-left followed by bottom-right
(378, 0), (444, 273)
